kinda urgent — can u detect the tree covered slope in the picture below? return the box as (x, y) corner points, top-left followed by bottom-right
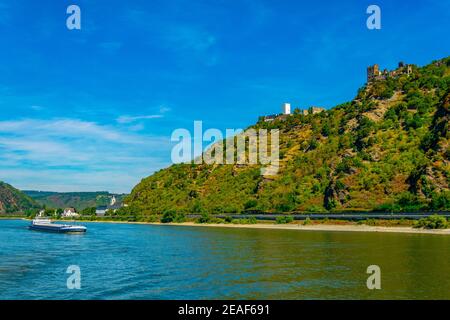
(0, 182), (39, 214)
(23, 191), (127, 211)
(125, 57), (450, 215)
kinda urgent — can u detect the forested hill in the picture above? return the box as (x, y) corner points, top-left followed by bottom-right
(0, 182), (39, 215)
(125, 57), (450, 216)
(23, 191), (127, 211)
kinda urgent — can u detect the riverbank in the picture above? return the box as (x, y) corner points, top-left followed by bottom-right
(77, 220), (450, 235)
(154, 222), (450, 235)
(14, 216), (450, 235)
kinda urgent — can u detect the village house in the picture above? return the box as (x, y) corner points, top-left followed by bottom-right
(62, 207), (79, 218)
(95, 206), (108, 216)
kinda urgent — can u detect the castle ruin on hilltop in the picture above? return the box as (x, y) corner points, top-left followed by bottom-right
(367, 62), (413, 82)
(260, 62), (414, 123)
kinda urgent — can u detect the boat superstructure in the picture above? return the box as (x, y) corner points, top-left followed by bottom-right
(29, 214), (87, 233)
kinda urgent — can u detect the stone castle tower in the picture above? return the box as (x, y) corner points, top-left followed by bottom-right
(367, 64), (381, 82)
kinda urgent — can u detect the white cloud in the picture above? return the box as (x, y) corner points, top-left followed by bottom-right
(116, 114), (163, 124)
(0, 118), (171, 193)
(159, 106), (171, 113)
(116, 105), (170, 124)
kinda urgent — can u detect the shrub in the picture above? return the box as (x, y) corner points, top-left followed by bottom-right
(247, 216), (257, 224)
(244, 200), (257, 210)
(231, 217), (258, 224)
(210, 217), (225, 224)
(276, 215), (294, 224)
(429, 191), (450, 211)
(145, 215), (160, 223)
(414, 215), (449, 229)
(197, 212), (212, 223)
(364, 218), (377, 226)
(161, 210), (185, 223)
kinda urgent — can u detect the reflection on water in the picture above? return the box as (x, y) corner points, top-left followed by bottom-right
(0, 219), (449, 299)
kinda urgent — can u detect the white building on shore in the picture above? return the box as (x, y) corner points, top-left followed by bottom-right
(62, 208), (79, 217)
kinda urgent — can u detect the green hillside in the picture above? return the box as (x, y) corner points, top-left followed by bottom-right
(23, 191), (127, 211)
(125, 57), (450, 216)
(0, 182), (40, 215)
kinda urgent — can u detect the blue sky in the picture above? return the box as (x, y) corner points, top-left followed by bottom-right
(0, 0), (449, 193)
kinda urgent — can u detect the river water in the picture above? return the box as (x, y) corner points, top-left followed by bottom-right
(0, 219), (449, 299)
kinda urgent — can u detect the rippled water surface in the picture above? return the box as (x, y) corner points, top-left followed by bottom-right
(0, 219), (449, 299)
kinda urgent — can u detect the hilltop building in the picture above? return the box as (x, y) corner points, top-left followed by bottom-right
(282, 103), (291, 115)
(367, 62), (413, 82)
(96, 195), (123, 216)
(367, 64), (381, 81)
(262, 103), (324, 122)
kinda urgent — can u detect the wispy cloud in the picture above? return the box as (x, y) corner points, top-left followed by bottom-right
(116, 105), (170, 124)
(0, 118), (171, 193)
(159, 106), (171, 113)
(164, 25), (216, 52)
(116, 114), (163, 124)
(123, 7), (218, 65)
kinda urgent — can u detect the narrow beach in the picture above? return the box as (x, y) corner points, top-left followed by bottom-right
(76, 220), (450, 235)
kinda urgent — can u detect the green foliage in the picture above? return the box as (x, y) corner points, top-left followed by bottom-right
(161, 210), (185, 223)
(232, 216), (258, 224)
(395, 192), (427, 212)
(80, 207), (96, 216)
(196, 212), (212, 223)
(244, 200), (258, 210)
(363, 218), (377, 226)
(430, 191), (450, 210)
(144, 215), (160, 223)
(276, 215), (294, 224)
(24, 190), (126, 211)
(414, 215), (449, 229)
(0, 181), (40, 214)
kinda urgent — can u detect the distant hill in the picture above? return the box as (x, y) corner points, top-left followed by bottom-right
(126, 56), (450, 215)
(0, 182), (40, 214)
(23, 191), (127, 211)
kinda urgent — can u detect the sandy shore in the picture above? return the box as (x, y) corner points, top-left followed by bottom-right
(158, 222), (450, 235)
(77, 220), (450, 235)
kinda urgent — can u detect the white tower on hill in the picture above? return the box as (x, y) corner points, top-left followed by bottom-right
(282, 103), (291, 115)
